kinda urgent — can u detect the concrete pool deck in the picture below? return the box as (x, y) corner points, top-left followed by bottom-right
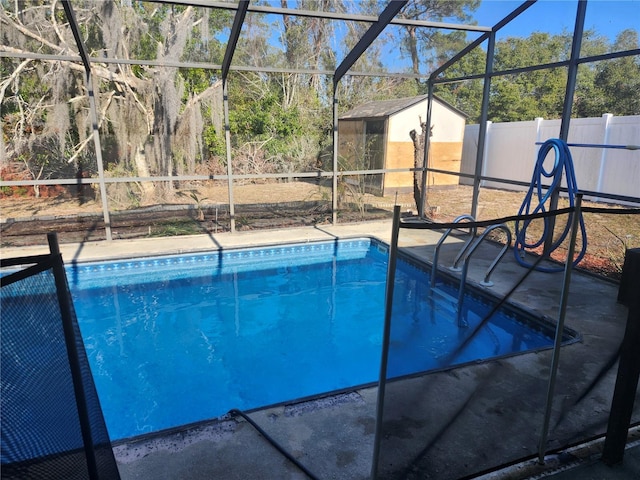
(3, 219), (639, 479)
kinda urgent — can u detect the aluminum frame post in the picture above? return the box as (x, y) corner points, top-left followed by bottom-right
(332, 92), (339, 225)
(537, 194), (583, 463)
(220, 1), (249, 233)
(544, 0), (586, 254)
(370, 205), (401, 479)
(222, 80), (236, 233)
(61, 0), (112, 241)
(419, 82), (434, 218)
(471, 30), (495, 220)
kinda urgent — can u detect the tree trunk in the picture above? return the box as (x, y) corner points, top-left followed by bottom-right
(134, 143), (155, 201)
(410, 121), (430, 215)
(407, 25), (421, 86)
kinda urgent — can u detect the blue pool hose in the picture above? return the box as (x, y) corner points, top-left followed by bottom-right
(514, 138), (587, 273)
(534, 141), (640, 150)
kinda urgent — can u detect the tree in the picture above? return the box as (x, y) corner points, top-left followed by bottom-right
(395, 0), (480, 81)
(488, 32), (571, 121)
(280, 0), (338, 92)
(409, 120), (433, 214)
(577, 29), (640, 117)
(1, 0), (637, 209)
(1, 1), (227, 202)
(434, 43), (486, 122)
(434, 29), (630, 123)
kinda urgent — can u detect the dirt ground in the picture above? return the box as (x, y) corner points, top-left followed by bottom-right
(1, 182), (638, 280)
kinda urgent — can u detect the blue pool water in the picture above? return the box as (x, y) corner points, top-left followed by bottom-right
(67, 238), (558, 441)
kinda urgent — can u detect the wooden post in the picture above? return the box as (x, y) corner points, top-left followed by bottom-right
(602, 248), (640, 466)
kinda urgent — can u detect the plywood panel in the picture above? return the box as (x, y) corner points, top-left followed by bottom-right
(384, 141), (415, 192)
(385, 171), (415, 190)
(386, 141), (414, 169)
(383, 141), (463, 191)
(428, 142), (462, 186)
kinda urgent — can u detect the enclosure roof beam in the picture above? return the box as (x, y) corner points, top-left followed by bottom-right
(61, 0), (92, 75)
(432, 47), (640, 85)
(430, 0), (536, 80)
(492, 0), (537, 34)
(434, 58), (572, 84)
(334, 0), (408, 87)
(246, 4), (490, 32)
(153, 0), (491, 32)
(430, 34), (489, 80)
(6, 44), (634, 78)
(0, 50), (426, 79)
(221, 0), (249, 80)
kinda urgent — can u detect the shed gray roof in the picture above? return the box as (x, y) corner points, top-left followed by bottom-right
(339, 95), (467, 120)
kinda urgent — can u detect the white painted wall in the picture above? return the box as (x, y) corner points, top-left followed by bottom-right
(387, 99), (465, 143)
(429, 101), (466, 143)
(459, 114), (640, 204)
(387, 101), (425, 142)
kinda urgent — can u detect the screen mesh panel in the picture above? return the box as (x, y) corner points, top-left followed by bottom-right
(1, 256), (120, 480)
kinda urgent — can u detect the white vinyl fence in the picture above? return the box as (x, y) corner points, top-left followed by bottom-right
(459, 114), (640, 204)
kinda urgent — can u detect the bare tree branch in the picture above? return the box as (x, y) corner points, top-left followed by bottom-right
(0, 7), (66, 53)
(66, 90), (116, 164)
(1, 45), (148, 90)
(183, 80), (222, 114)
(50, 0), (67, 49)
(0, 58), (31, 105)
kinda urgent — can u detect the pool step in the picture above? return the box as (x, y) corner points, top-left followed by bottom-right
(429, 286), (459, 314)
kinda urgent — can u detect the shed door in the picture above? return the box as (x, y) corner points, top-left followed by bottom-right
(364, 120), (385, 194)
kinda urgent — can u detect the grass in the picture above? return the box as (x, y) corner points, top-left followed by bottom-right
(147, 220), (204, 237)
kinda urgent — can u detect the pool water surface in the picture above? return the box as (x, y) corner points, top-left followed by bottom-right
(68, 238), (561, 441)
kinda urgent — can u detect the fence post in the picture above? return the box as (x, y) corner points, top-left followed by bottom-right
(534, 117), (544, 144)
(479, 120), (492, 188)
(602, 248), (640, 465)
(595, 113), (613, 203)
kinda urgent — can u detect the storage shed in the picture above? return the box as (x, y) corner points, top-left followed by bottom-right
(338, 95), (467, 196)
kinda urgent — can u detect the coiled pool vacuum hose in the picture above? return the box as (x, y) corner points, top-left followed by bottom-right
(513, 138), (587, 273)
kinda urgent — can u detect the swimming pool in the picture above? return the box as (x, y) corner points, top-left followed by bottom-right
(67, 238), (570, 441)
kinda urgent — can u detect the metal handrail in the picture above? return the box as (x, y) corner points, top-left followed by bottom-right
(456, 224), (513, 326)
(449, 217), (482, 271)
(430, 214), (476, 289)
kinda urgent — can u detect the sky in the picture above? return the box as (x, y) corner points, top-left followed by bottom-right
(470, 0), (640, 42)
(372, 0), (640, 73)
(255, 0), (639, 74)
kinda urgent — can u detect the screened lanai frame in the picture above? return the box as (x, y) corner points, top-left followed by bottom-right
(1, 0), (639, 242)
